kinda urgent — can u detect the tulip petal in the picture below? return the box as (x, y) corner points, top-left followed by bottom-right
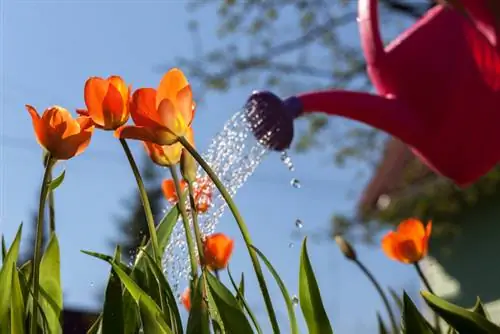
(26, 105), (48, 150)
(396, 218), (425, 239)
(115, 125), (158, 142)
(101, 82), (126, 129)
(158, 99), (187, 137)
(84, 77), (108, 127)
(108, 76), (129, 103)
(156, 68), (190, 109)
(381, 232), (400, 261)
(177, 85), (194, 126)
(161, 179), (178, 204)
(129, 88), (163, 127)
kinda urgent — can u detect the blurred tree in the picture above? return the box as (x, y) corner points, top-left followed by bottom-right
(161, 0), (434, 239)
(111, 154), (165, 263)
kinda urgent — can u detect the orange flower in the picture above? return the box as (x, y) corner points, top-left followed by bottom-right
(26, 105), (94, 160)
(143, 127), (194, 167)
(77, 75), (130, 130)
(161, 176), (212, 214)
(202, 233), (234, 270)
(181, 287), (191, 311)
(381, 218), (432, 264)
(115, 68), (195, 145)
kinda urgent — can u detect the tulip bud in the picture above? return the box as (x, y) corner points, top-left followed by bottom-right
(181, 149), (197, 183)
(334, 235), (357, 261)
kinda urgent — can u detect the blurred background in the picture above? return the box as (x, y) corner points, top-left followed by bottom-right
(2, 0), (500, 332)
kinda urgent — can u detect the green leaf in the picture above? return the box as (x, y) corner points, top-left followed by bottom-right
(402, 292), (435, 334)
(389, 288), (404, 313)
(471, 297), (490, 320)
(38, 233), (63, 334)
(47, 170), (65, 191)
(83, 250), (171, 333)
(421, 291), (500, 333)
(139, 248), (182, 332)
(11, 264), (25, 334)
(252, 245), (299, 334)
(102, 247), (124, 334)
(227, 267), (262, 334)
(205, 271), (254, 334)
(1, 236), (6, 263)
(0, 225), (23, 323)
(86, 314), (102, 334)
(138, 297), (171, 334)
(186, 277), (210, 334)
(299, 237), (333, 334)
(377, 312), (388, 334)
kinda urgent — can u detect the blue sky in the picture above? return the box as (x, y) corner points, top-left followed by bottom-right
(1, 1), (420, 332)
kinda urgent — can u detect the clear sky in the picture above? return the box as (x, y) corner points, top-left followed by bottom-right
(1, 1), (421, 332)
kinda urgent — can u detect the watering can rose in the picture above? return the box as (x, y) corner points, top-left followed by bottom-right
(115, 68), (195, 145)
(77, 75), (130, 130)
(381, 218), (432, 264)
(26, 105), (94, 160)
(202, 233), (234, 270)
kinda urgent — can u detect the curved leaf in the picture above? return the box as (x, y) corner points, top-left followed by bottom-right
(102, 247), (124, 334)
(47, 170), (65, 191)
(471, 297), (490, 320)
(186, 277), (210, 334)
(251, 245), (299, 334)
(0, 225), (22, 323)
(39, 233), (63, 334)
(206, 272), (254, 334)
(227, 267), (262, 334)
(299, 238), (333, 334)
(377, 312), (388, 334)
(11, 264), (25, 334)
(402, 292), (435, 334)
(421, 291), (500, 334)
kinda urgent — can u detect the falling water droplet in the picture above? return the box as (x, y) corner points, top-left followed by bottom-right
(290, 178), (301, 188)
(288, 242), (294, 248)
(90, 281), (95, 287)
(280, 151), (295, 171)
(295, 219), (303, 229)
(292, 295), (299, 305)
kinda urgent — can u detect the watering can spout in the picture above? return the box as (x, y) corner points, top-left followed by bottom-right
(244, 90), (424, 153)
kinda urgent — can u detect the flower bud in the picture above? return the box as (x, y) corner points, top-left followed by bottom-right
(334, 235), (357, 261)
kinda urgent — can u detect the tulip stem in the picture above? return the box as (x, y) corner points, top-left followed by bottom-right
(415, 262), (441, 333)
(169, 166), (198, 279)
(119, 138), (160, 263)
(187, 181), (205, 266)
(354, 259), (399, 334)
(30, 156), (56, 334)
(48, 170), (56, 233)
(179, 136), (280, 333)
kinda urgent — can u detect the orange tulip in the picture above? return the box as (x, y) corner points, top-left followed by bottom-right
(26, 105), (94, 160)
(77, 75), (130, 130)
(202, 233), (234, 270)
(161, 176), (212, 214)
(143, 127), (195, 167)
(181, 287), (191, 311)
(381, 218), (432, 264)
(115, 68), (195, 145)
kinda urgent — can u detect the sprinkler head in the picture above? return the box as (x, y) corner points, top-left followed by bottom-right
(243, 90), (302, 151)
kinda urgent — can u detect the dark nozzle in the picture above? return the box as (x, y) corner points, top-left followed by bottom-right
(243, 90), (303, 151)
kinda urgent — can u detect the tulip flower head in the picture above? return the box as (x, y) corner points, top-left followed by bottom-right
(77, 75), (130, 130)
(162, 176), (212, 214)
(181, 287), (191, 311)
(381, 219), (432, 264)
(202, 233), (234, 271)
(143, 127), (195, 167)
(26, 105), (94, 160)
(116, 68), (195, 145)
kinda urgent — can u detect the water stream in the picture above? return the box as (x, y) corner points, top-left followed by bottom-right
(161, 111), (269, 294)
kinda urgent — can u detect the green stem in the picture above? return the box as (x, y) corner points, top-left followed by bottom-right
(415, 262), (442, 333)
(355, 259), (399, 334)
(179, 136), (280, 333)
(30, 156), (56, 334)
(187, 181), (205, 266)
(119, 139), (160, 262)
(169, 166), (198, 279)
(48, 170), (56, 233)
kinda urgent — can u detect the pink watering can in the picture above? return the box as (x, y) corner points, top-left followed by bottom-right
(244, 0), (500, 187)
